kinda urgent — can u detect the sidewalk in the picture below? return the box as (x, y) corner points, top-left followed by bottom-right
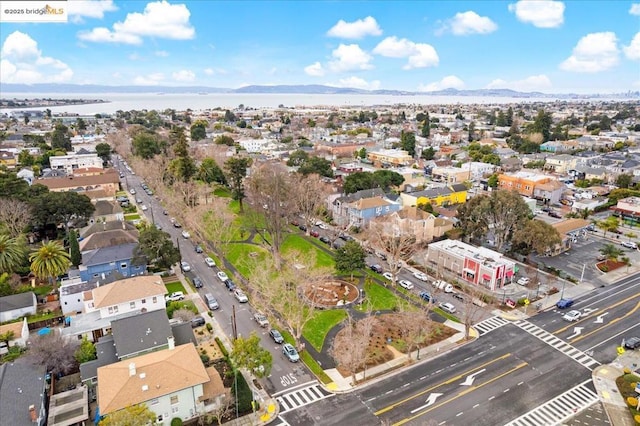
(592, 350), (640, 426)
(323, 319), (476, 392)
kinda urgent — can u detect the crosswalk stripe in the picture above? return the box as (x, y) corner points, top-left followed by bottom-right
(276, 382), (334, 414)
(474, 316), (510, 336)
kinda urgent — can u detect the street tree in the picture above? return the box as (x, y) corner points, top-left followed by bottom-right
(99, 404), (157, 426)
(512, 219), (562, 259)
(396, 299), (432, 361)
(0, 171), (31, 200)
(331, 310), (375, 385)
(0, 234), (26, 274)
(27, 330), (78, 376)
(364, 219), (419, 286)
(68, 230), (81, 267)
(184, 200), (235, 256)
(224, 157), (252, 212)
(456, 190), (531, 251)
(95, 142), (112, 163)
(372, 170), (405, 191)
(291, 174), (331, 234)
(230, 332), (273, 379)
(599, 244), (623, 262)
(459, 284), (491, 340)
(334, 240), (366, 279)
(134, 225), (181, 270)
(29, 240), (71, 286)
(74, 336), (97, 363)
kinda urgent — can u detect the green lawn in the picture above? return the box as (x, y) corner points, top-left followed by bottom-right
(282, 234), (335, 268)
(165, 281), (186, 294)
(302, 309), (347, 351)
(356, 280), (398, 311)
(32, 285), (52, 297)
(225, 243), (269, 279)
(124, 214), (141, 220)
(213, 187), (231, 198)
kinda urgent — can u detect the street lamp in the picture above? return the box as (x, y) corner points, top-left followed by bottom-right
(559, 280), (566, 300)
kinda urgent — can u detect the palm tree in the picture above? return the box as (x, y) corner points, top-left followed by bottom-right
(579, 208), (592, 219)
(597, 216), (620, 238)
(29, 241), (70, 286)
(0, 234), (25, 273)
(599, 244), (623, 262)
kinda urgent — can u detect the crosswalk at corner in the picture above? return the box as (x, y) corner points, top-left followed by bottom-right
(274, 381), (334, 415)
(474, 316), (510, 336)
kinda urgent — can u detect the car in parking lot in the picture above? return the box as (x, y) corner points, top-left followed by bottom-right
(621, 241), (638, 249)
(269, 329), (284, 344)
(165, 291), (185, 302)
(204, 257), (216, 267)
(310, 230), (319, 237)
(180, 261), (191, 272)
(316, 222), (328, 230)
(191, 316), (206, 328)
(419, 291), (435, 303)
(224, 279), (236, 291)
(562, 310), (582, 322)
(234, 289), (248, 303)
(282, 343), (300, 362)
(319, 236), (330, 244)
(517, 277), (530, 286)
(195, 245), (203, 253)
(452, 292), (465, 302)
(439, 302), (456, 314)
(413, 271), (428, 282)
(556, 298), (574, 309)
(192, 277), (203, 288)
(217, 271), (229, 282)
(623, 337), (640, 350)
(254, 313), (269, 327)
(399, 279), (414, 290)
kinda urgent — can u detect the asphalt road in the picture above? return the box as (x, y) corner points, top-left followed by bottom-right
(116, 157), (314, 395)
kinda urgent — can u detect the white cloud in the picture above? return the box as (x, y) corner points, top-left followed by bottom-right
(508, 0), (565, 28)
(329, 44), (373, 72)
(486, 74), (552, 91)
(68, 0), (117, 22)
(78, 0), (195, 45)
(327, 16), (382, 39)
(623, 33), (640, 61)
(304, 61), (325, 77)
(172, 69), (195, 82)
(0, 31), (73, 83)
(373, 36), (439, 69)
(203, 67), (227, 76)
(630, 4), (640, 15)
(560, 32), (619, 72)
(133, 73), (165, 85)
(155, 50), (169, 57)
(331, 76), (381, 90)
(418, 75), (465, 92)
(444, 11), (498, 36)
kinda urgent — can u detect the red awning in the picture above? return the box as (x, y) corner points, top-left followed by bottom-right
(482, 274), (491, 280)
(506, 270), (513, 277)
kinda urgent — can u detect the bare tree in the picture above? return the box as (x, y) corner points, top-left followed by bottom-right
(331, 309), (374, 385)
(27, 330), (78, 376)
(0, 198), (32, 237)
(200, 393), (234, 426)
(291, 174), (331, 234)
(364, 219), (419, 286)
(245, 162), (293, 269)
(397, 299), (433, 362)
(459, 284), (492, 340)
(183, 199), (235, 256)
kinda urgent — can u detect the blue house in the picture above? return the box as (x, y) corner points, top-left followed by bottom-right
(79, 243), (146, 281)
(332, 188), (401, 228)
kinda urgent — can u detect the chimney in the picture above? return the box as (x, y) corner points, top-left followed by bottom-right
(128, 362), (136, 377)
(167, 336), (175, 350)
(29, 405), (36, 422)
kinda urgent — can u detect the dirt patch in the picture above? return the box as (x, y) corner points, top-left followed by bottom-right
(596, 259), (627, 272)
(303, 279), (359, 308)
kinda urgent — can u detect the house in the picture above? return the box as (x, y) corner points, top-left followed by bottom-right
(0, 150), (17, 169)
(400, 184), (468, 208)
(378, 207), (453, 243)
(62, 276), (167, 342)
(79, 228), (139, 252)
(0, 361), (47, 426)
(0, 318), (29, 350)
(425, 239), (516, 291)
(59, 277), (99, 316)
(97, 342), (226, 424)
(532, 180), (566, 205)
(49, 153), (103, 174)
(0, 292), (37, 322)
(367, 149), (413, 167)
(460, 161), (497, 180)
(37, 169), (120, 200)
(430, 166), (470, 184)
(16, 168), (34, 185)
(79, 242), (146, 282)
(612, 196), (640, 226)
(332, 188), (401, 228)
(544, 154), (578, 174)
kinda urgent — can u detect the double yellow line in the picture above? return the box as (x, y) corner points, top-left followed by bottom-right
(554, 292), (640, 335)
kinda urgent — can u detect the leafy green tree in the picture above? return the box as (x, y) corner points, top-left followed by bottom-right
(421, 146), (435, 160)
(31, 192), (95, 234)
(298, 156), (334, 178)
(512, 219), (562, 258)
(487, 174), (499, 188)
(372, 170), (405, 191)
(616, 173), (633, 189)
(50, 124), (71, 151)
(224, 110), (237, 123)
(29, 241), (70, 286)
(68, 230), (81, 267)
(190, 120), (207, 141)
(0, 272), (12, 296)
(134, 226), (181, 270)
(496, 110), (507, 127)
(168, 127), (196, 182)
(99, 404), (157, 426)
(0, 234), (26, 273)
(357, 147), (367, 159)
(18, 150), (34, 166)
(286, 150), (309, 167)
(530, 109), (553, 142)
(400, 131), (416, 157)
(506, 107), (514, 126)
(224, 157), (252, 212)
(214, 134), (235, 146)
(198, 158), (227, 184)
(95, 142), (112, 163)
(132, 131), (161, 159)
(230, 332), (273, 379)
(343, 172), (376, 194)
(335, 240), (366, 279)
(75, 117), (87, 131)
(597, 216), (620, 237)
(74, 336), (97, 363)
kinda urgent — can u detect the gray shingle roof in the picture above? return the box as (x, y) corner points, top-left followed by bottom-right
(0, 292), (36, 313)
(111, 310), (171, 358)
(79, 335), (118, 382)
(81, 243), (138, 267)
(0, 360), (46, 426)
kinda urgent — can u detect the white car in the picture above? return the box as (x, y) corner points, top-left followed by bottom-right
(141, 205), (148, 211)
(129, 188), (136, 195)
(217, 271), (229, 282)
(621, 241), (638, 249)
(204, 257), (216, 267)
(180, 261), (191, 272)
(413, 271), (428, 282)
(399, 279), (414, 290)
(234, 289), (248, 303)
(562, 310), (582, 322)
(315, 221), (328, 230)
(517, 277), (530, 286)
(181, 231), (190, 239)
(383, 272), (393, 281)
(439, 302), (456, 314)
(165, 291), (185, 302)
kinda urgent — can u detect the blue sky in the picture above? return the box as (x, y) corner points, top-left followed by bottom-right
(1, 0), (639, 93)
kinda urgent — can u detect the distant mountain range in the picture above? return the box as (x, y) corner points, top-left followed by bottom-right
(1, 83), (638, 99)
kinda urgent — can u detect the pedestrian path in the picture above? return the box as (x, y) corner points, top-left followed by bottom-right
(504, 379), (599, 426)
(513, 320), (600, 370)
(275, 381), (334, 415)
(474, 316), (510, 336)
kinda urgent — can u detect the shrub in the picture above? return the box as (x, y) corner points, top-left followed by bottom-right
(231, 371), (254, 414)
(171, 418), (183, 426)
(627, 396), (638, 407)
(206, 323), (213, 332)
(200, 353), (210, 365)
(215, 337), (229, 358)
(635, 414), (640, 424)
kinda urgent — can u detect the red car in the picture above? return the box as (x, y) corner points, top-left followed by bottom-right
(310, 230), (320, 237)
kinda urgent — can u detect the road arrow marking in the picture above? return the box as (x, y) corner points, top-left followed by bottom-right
(594, 312), (609, 324)
(410, 393), (444, 414)
(460, 369), (486, 386)
(567, 327), (584, 339)
(582, 308), (598, 315)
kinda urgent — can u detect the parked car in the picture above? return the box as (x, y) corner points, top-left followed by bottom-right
(452, 292), (465, 302)
(269, 329), (284, 344)
(517, 277), (530, 286)
(136, 198), (142, 204)
(162, 210), (168, 215)
(310, 230), (319, 237)
(204, 257), (216, 267)
(623, 337), (640, 350)
(382, 272), (393, 281)
(556, 298), (574, 309)
(621, 241), (638, 249)
(439, 302), (456, 314)
(399, 279), (414, 290)
(369, 264), (383, 273)
(181, 230), (190, 239)
(191, 316), (206, 328)
(254, 313), (269, 327)
(419, 291), (435, 303)
(282, 343), (300, 362)
(180, 261), (191, 272)
(193, 277), (203, 288)
(316, 222), (328, 230)
(562, 310), (582, 322)
(204, 293), (219, 310)
(224, 279), (236, 291)
(141, 205), (148, 211)
(298, 224), (307, 232)
(234, 289), (248, 303)
(195, 245), (203, 253)
(217, 271), (229, 282)
(130, 188), (136, 195)
(413, 271), (428, 282)
(319, 236), (330, 244)
(165, 292), (185, 302)
(548, 211), (562, 218)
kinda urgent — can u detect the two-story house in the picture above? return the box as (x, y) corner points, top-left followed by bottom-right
(37, 169), (120, 200)
(378, 207), (454, 243)
(332, 188), (401, 228)
(367, 149), (413, 167)
(49, 153), (104, 174)
(544, 154), (578, 174)
(400, 184), (468, 208)
(79, 242), (146, 282)
(0, 361), (47, 426)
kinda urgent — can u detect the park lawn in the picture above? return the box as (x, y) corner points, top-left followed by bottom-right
(165, 281), (186, 294)
(282, 234), (335, 268)
(213, 187), (231, 198)
(227, 200), (241, 214)
(225, 243), (269, 279)
(303, 309), (347, 352)
(357, 280), (398, 312)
